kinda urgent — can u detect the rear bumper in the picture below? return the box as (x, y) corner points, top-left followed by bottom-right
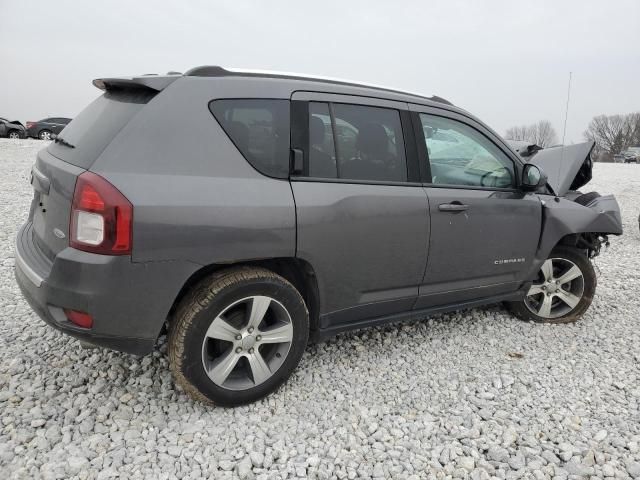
(14, 222), (199, 355)
(15, 268), (156, 355)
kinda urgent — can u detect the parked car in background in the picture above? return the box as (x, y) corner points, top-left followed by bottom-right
(26, 117), (72, 140)
(622, 147), (640, 163)
(0, 118), (27, 139)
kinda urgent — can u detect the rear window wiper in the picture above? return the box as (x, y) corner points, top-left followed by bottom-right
(53, 136), (76, 149)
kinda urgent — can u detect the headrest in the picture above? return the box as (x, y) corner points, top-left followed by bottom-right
(356, 122), (388, 155)
(310, 116), (326, 146)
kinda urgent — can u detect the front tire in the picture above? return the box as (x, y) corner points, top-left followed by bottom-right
(168, 267), (309, 406)
(8, 130), (20, 139)
(506, 247), (596, 323)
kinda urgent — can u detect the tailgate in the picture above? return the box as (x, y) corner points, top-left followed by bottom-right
(29, 149), (85, 260)
(28, 87), (159, 261)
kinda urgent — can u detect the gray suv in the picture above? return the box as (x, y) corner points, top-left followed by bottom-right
(14, 67), (623, 406)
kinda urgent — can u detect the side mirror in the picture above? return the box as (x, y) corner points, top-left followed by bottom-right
(521, 164), (547, 191)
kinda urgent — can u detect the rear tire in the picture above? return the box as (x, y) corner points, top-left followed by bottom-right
(506, 247), (596, 324)
(168, 267), (309, 406)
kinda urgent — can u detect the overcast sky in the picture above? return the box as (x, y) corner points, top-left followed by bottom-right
(1, 0), (638, 143)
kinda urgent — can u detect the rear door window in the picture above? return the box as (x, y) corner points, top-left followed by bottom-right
(47, 90), (156, 169)
(210, 99), (290, 179)
(306, 103), (407, 182)
(308, 102), (337, 178)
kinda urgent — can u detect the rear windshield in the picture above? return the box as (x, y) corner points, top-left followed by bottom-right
(47, 89), (155, 168)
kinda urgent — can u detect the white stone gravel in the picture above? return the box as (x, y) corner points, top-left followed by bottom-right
(1, 138), (640, 479)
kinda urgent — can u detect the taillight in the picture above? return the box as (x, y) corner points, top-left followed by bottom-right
(70, 172), (132, 255)
(64, 309), (94, 329)
(26, 121), (35, 128)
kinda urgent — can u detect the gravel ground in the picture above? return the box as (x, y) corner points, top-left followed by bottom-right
(1, 138), (639, 480)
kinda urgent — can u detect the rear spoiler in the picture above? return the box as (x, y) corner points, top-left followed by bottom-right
(92, 74), (180, 92)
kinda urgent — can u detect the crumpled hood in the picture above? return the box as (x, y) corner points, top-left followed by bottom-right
(526, 141), (594, 196)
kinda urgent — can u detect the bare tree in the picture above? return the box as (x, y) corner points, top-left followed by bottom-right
(626, 112), (640, 147)
(583, 113), (639, 154)
(505, 120), (558, 147)
(530, 120), (559, 147)
(504, 125), (529, 142)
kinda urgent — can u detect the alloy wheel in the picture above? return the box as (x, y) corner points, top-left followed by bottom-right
(525, 258), (585, 319)
(40, 131), (51, 140)
(8, 132), (19, 139)
(201, 296), (294, 391)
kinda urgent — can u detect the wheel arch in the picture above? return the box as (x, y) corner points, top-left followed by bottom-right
(553, 232), (607, 255)
(523, 195), (622, 282)
(164, 257), (321, 339)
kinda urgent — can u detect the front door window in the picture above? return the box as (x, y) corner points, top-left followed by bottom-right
(419, 114), (515, 189)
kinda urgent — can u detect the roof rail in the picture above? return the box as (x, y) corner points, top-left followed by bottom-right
(184, 66), (453, 106)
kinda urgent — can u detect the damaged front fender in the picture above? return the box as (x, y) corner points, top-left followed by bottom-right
(526, 194), (623, 278)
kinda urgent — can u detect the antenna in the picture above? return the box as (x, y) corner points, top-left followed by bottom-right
(561, 72), (572, 147)
(557, 72), (572, 192)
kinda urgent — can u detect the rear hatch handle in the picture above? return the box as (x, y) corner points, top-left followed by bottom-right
(31, 165), (50, 195)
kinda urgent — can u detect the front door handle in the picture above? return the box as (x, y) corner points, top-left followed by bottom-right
(438, 202), (469, 212)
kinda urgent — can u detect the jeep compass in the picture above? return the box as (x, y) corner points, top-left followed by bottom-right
(15, 67), (623, 406)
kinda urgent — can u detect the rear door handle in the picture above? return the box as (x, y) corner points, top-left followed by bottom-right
(438, 202), (469, 212)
